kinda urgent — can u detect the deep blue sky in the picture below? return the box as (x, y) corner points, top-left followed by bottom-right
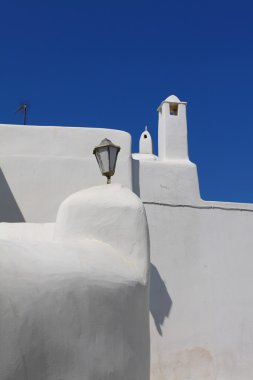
(1, 0), (253, 202)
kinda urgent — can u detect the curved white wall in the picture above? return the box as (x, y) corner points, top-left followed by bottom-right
(0, 184), (150, 380)
(0, 124), (132, 222)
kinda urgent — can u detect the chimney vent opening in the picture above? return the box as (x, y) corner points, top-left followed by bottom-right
(169, 103), (178, 116)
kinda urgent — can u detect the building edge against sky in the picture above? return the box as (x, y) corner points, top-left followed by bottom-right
(134, 94), (253, 209)
(133, 95), (253, 379)
(0, 95), (253, 379)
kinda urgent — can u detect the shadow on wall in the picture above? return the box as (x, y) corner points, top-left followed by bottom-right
(0, 168), (25, 222)
(132, 159), (140, 197)
(150, 263), (172, 336)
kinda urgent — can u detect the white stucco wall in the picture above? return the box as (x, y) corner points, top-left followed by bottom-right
(1, 93), (253, 380)
(132, 95), (253, 379)
(145, 201), (253, 380)
(133, 150), (253, 379)
(0, 184), (150, 380)
(0, 124), (132, 222)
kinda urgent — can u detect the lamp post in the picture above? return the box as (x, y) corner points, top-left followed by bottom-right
(93, 138), (121, 184)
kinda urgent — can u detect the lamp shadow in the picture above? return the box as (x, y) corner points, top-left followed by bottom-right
(150, 263), (172, 336)
(0, 168), (25, 222)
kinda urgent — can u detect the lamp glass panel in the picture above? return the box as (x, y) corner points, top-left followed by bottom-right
(96, 146), (109, 174)
(109, 146), (119, 173)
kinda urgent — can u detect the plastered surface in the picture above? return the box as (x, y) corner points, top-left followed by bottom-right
(0, 184), (150, 380)
(1, 94), (253, 379)
(133, 95), (253, 379)
(0, 124), (132, 222)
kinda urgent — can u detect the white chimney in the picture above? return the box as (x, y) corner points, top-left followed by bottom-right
(139, 126), (153, 154)
(158, 95), (188, 160)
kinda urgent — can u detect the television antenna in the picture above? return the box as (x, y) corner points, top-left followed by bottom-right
(16, 102), (29, 125)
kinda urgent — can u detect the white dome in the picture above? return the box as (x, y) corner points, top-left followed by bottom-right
(165, 95), (180, 103)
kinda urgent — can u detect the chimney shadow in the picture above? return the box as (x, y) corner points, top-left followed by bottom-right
(150, 263), (172, 336)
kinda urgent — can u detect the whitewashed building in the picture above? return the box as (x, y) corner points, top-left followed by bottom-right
(0, 95), (252, 380)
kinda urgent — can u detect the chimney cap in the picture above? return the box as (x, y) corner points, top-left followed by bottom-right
(165, 95), (180, 103)
(157, 94), (187, 112)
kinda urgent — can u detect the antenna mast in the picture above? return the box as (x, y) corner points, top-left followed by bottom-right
(16, 103), (28, 125)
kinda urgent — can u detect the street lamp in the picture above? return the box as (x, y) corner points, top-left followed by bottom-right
(93, 138), (121, 184)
